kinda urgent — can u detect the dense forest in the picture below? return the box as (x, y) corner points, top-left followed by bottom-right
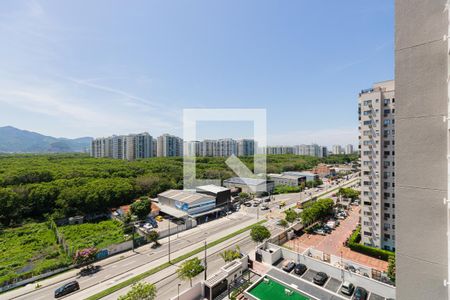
(0, 153), (357, 227)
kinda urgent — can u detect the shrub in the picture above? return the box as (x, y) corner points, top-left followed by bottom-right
(346, 226), (394, 261)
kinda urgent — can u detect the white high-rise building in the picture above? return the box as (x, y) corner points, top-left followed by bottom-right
(217, 139), (237, 157)
(200, 140), (218, 157)
(184, 141), (200, 157)
(157, 134), (183, 157)
(91, 133), (153, 161)
(358, 80), (395, 250)
(332, 145), (343, 155)
(345, 144), (354, 155)
(294, 144), (324, 157)
(237, 139), (255, 156)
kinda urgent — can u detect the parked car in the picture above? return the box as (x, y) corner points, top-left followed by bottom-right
(326, 221), (336, 229)
(341, 281), (355, 296)
(294, 263), (307, 276)
(260, 205), (269, 210)
(264, 197), (271, 202)
(313, 272), (329, 286)
(282, 261), (296, 273)
(155, 215), (164, 222)
(352, 287), (368, 300)
(55, 281), (80, 298)
(253, 202), (260, 207)
(244, 202), (252, 207)
(314, 228), (326, 235)
(322, 225), (332, 234)
(143, 223), (153, 230)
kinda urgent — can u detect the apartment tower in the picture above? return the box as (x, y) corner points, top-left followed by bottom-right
(358, 80), (396, 251)
(396, 0), (449, 299)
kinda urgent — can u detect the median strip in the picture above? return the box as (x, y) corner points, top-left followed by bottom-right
(85, 219), (267, 300)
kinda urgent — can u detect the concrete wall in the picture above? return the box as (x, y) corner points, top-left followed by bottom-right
(170, 282), (204, 300)
(396, 0), (449, 299)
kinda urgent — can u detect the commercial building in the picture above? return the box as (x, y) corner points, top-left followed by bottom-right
(196, 185), (231, 209)
(311, 163), (335, 178)
(157, 190), (222, 222)
(282, 171), (318, 182)
(396, 1), (449, 299)
(157, 134), (183, 157)
(358, 80), (395, 250)
(91, 133), (153, 160)
(222, 177), (274, 195)
(267, 173), (306, 187)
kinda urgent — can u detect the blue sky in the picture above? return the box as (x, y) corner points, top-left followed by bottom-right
(0, 0), (394, 146)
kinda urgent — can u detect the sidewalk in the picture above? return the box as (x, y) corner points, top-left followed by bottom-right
(64, 217), (260, 299)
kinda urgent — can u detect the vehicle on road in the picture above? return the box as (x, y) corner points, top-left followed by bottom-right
(155, 215), (164, 222)
(282, 260), (296, 273)
(313, 272), (329, 286)
(341, 281), (355, 296)
(263, 197), (271, 202)
(79, 265), (101, 276)
(352, 287), (368, 300)
(294, 263), (307, 276)
(244, 202), (252, 207)
(260, 204), (269, 210)
(253, 202), (259, 207)
(55, 281), (80, 298)
(279, 201), (286, 208)
(143, 223), (153, 230)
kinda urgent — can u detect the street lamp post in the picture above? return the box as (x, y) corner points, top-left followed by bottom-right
(204, 241), (207, 280)
(168, 220), (171, 263)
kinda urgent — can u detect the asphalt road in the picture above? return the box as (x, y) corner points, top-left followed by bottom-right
(7, 213), (252, 300)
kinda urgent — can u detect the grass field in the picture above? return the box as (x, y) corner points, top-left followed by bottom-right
(59, 219), (130, 251)
(249, 277), (310, 300)
(0, 222), (70, 287)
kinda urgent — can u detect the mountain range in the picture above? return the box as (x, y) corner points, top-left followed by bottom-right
(0, 126), (92, 153)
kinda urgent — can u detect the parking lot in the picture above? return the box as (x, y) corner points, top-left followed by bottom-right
(284, 205), (388, 272)
(273, 258), (388, 300)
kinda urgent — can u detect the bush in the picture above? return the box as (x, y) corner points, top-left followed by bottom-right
(346, 226), (394, 261)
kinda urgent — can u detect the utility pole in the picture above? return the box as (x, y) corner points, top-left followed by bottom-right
(131, 222), (135, 252)
(204, 241), (207, 280)
(177, 283), (181, 300)
(168, 220), (171, 262)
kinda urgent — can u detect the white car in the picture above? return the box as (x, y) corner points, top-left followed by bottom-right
(143, 223), (153, 230)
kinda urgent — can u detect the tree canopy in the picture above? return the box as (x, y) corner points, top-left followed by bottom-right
(250, 225), (271, 243)
(219, 246), (241, 262)
(117, 282), (157, 300)
(300, 198), (334, 226)
(176, 257), (204, 287)
(0, 153), (356, 227)
(130, 199), (151, 220)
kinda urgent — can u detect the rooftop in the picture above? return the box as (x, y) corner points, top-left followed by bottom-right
(196, 184), (229, 194)
(283, 171), (316, 177)
(158, 189), (215, 204)
(268, 173), (304, 180)
(223, 177), (268, 186)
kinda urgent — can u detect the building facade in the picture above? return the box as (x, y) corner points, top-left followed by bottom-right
(345, 144), (354, 155)
(396, 1), (449, 299)
(237, 139), (255, 156)
(358, 80), (395, 250)
(157, 134), (183, 157)
(91, 133), (153, 160)
(294, 144), (325, 157)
